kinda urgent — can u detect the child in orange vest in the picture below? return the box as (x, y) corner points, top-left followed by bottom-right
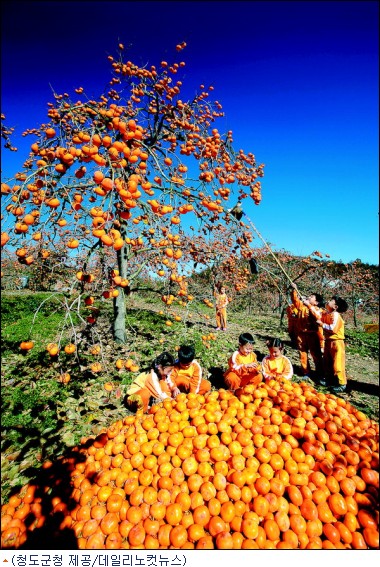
(305, 295), (348, 393)
(224, 332), (263, 390)
(170, 345), (211, 395)
(125, 352), (179, 412)
(262, 338), (293, 382)
(214, 283), (229, 331)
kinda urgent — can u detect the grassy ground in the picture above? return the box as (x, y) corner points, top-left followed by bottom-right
(1, 291), (379, 503)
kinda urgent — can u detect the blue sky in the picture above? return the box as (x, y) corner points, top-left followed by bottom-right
(1, 0), (379, 265)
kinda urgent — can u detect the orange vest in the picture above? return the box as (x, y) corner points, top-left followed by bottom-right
(171, 360), (203, 393)
(127, 369), (172, 400)
(320, 311), (345, 340)
(262, 355), (293, 380)
(215, 292), (228, 310)
(291, 290), (321, 333)
(227, 350), (260, 377)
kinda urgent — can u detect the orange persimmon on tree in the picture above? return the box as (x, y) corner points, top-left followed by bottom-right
(1, 43), (265, 346)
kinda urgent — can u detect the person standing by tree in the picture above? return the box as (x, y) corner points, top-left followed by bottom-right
(290, 283), (324, 382)
(214, 283), (229, 331)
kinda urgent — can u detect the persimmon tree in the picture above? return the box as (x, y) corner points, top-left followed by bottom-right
(177, 223), (256, 291)
(327, 260), (378, 327)
(1, 43), (265, 349)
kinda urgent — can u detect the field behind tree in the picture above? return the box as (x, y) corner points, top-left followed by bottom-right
(1, 289), (378, 504)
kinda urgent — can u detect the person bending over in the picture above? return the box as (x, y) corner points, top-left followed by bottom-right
(125, 351), (178, 412)
(170, 345), (212, 395)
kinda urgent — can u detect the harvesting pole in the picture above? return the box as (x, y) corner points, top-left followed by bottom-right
(229, 204), (298, 292)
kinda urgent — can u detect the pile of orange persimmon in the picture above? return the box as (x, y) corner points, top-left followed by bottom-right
(1, 380), (379, 550)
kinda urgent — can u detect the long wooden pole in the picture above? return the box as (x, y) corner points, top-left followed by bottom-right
(243, 213), (297, 289)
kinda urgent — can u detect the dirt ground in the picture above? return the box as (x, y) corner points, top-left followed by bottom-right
(340, 351), (379, 420)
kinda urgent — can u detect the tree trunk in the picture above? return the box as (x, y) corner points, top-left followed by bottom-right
(113, 226), (129, 343)
(113, 291), (126, 343)
(353, 302), (358, 328)
(277, 291), (283, 319)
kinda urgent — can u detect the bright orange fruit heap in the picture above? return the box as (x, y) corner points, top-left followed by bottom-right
(1, 380), (379, 550)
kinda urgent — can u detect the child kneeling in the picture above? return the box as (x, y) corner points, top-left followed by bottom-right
(125, 352), (179, 412)
(262, 338), (293, 383)
(170, 345), (211, 395)
(224, 333), (263, 391)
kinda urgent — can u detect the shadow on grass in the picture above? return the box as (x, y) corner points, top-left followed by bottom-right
(347, 380), (380, 396)
(254, 332), (296, 354)
(1, 426), (65, 464)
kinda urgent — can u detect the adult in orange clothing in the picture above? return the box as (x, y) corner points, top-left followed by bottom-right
(214, 283), (229, 331)
(290, 283), (324, 381)
(170, 345), (211, 395)
(262, 338), (293, 382)
(305, 295), (348, 393)
(125, 352), (178, 413)
(224, 332), (263, 391)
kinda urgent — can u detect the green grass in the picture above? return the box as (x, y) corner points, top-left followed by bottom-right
(1, 292), (84, 355)
(345, 328), (379, 358)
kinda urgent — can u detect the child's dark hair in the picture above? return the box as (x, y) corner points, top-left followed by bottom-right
(332, 296), (348, 313)
(239, 332), (255, 345)
(178, 345), (195, 363)
(266, 338), (284, 350)
(314, 293), (324, 307)
(152, 351), (174, 370)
